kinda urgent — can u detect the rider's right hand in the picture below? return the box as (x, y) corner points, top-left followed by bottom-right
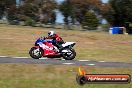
(44, 36), (48, 39)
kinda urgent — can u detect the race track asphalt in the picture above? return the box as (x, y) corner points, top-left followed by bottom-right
(0, 57), (132, 67)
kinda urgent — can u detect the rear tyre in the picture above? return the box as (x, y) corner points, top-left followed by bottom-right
(62, 48), (76, 60)
(29, 47), (44, 59)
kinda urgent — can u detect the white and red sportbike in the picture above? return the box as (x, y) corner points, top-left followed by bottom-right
(29, 38), (76, 60)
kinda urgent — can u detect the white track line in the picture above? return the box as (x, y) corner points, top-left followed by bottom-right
(79, 60), (90, 61)
(63, 63), (74, 65)
(61, 59), (65, 61)
(0, 56), (8, 58)
(39, 58), (48, 60)
(86, 64), (95, 66)
(98, 61), (106, 62)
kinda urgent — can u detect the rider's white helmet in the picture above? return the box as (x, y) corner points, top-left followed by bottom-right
(48, 31), (55, 37)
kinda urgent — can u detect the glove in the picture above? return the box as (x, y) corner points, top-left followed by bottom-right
(40, 36), (44, 40)
(44, 36), (48, 39)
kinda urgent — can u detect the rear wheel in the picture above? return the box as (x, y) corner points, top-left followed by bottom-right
(62, 48), (76, 60)
(29, 47), (43, 59)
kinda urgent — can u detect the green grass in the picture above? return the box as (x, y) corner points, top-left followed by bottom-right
(0, 24), (132, 88)
(0, 24), (132, 63)
(0, 64), (132, 88)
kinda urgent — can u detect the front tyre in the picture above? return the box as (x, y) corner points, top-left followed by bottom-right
(29, 47), (43, 59)
(62, 48), (76, 60)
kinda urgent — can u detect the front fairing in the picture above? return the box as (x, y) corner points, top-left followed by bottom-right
(35, 38), (46, 45)
(35, 39), (56, 55)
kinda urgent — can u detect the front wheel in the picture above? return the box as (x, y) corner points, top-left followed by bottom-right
(62, 48), (76, 60)
(29, 47), (44, 59)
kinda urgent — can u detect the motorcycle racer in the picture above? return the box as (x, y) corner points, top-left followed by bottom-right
(35, 31), (64, 52)
(47, 31), (64, 51)
(29, 31), (76, 60)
